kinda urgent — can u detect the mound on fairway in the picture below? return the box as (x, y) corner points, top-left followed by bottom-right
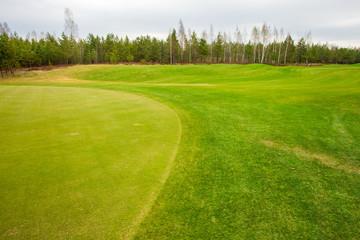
(0, 86), (181, 239)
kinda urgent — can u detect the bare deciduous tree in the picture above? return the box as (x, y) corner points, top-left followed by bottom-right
(305, 31), (312, 64)
(223, 32), (227, 62)
(251, 26), (260, 63)
(278, 28), (284, 64)
(284, 33), (291, 63)
(202, 30), (208, 41)
(0, 22), (11, 34)
(169, 29), (173, 64)
(64, 8), (79, 39)
(31, 30), (38, 42)
(210, 24), (214, 62)
(273, 26), (279, 64)
(260, 23), (270, 63)
(228, 31), (232, 63)
(242, 27), (248, 63)
(235, 25), (242, 63)
(178, 19), (186, 62)
(188, 28), (192, 62)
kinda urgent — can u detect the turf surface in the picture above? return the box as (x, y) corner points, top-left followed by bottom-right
(0, 86), (181, 239)
(1, 64), (360, 239)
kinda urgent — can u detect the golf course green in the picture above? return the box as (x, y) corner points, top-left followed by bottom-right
(0, 86), (181, 239)
(1, 64), (359, 239)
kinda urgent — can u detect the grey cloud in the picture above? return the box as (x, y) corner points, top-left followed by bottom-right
(0, 0), (359, 47)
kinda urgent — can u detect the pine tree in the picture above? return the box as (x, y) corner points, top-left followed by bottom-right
(198, 38), (209, 63)
(213, 33), (223, 63)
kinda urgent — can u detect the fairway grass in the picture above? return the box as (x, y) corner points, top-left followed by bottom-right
(1, 64), (360, 239)
(0, 86), (181, 239)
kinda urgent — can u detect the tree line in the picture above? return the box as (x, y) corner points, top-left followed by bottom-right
(1, 17), (360, 77)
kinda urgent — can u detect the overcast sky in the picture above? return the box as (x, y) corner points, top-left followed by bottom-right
(1, 0), (359, 47)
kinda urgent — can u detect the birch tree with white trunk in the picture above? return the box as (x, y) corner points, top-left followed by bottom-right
(223, 32), (227, 62)
(284, 33), (291, 64)
(210, 24), (214, 62)
(188, 28), (192, 62)
(278, 28), (284, 64)
(228, 32), (232, 63)
(242, 27), (248, 63)
(235, 25), (242, 63)
(251, 26), (260, 63)
(178, 19), (186, 62)
(169, 29), (173, 64)
(260, 23), (270, 63)
(272, 26), (279, 64)
(305, 31), (312, 64)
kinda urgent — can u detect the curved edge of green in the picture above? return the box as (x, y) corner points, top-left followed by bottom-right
(0, 85), (182, 239)
(122, 91), (183, 240)
(88, 86), (183, 239)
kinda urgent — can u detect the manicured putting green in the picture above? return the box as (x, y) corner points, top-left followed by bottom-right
(0, 86), (181, 239)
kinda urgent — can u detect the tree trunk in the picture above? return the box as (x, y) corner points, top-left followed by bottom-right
(277, 43), (282, 64)
(284, 38), (289, 64)
(261, 45), (266, 63)
(189, 43), (191, 63)
(229, 45), (232, 63)
(169, 34), (173, 64)
(223, 44), (226, 63)
(253, 44), (257, 63)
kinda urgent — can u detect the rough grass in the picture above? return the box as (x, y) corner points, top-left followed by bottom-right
(1, 64), (360, 239)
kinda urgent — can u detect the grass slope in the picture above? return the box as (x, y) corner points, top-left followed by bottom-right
(1, 64), (360, 239)
(0, 86), (181, 239)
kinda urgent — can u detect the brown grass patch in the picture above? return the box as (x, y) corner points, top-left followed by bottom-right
(261, 140), (360, 174)
(140, 83), (215, 87)
(2, 73), (216, 87)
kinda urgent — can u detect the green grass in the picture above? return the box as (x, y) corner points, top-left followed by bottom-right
(1, 64), (360, 239)
(0, 86), (181, 239)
